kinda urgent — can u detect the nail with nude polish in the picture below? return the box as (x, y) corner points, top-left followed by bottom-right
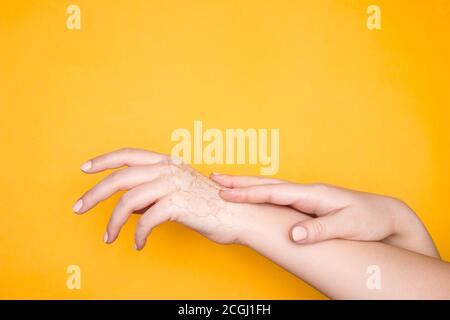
(103, 232), (109, 244)
(80, 160), (92, 173)
(291, 226), (307, 242)
(72, 199), (83, 213)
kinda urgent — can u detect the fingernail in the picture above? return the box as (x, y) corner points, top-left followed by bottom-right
(133, 243), (139, 251)
(72, 199), (83, 213)
(103, 232), (109, 244)
(291, 226), (307, 241)
(211, 172), (221, 176)
(80, 160), (92, 172)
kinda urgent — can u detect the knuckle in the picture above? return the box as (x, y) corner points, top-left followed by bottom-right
(167, 162), (178, 172)
(309, 220), (326, 240)
(108, 169), (134, 191)
(264, 189), (274, 203)
(170, 162), (186, 173)
(169, 212), (180, 222)
(80, 195), (91, 209)
(108, 170), (122, 182)
(119, 192), (133, 206)
(166, 167), (186, 187)
(159, 156), (171, 167)
(136, 219), (147, 231)
(228, 177), (239, 188)
(164, 161), (181, 176)
(238, 190), (250, 201)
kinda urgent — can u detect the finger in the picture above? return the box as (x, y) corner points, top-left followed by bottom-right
(80, 148), (167, 173)
(290, 214), (350, 244)
(73, 163), (170, 214)
(210, 173), (284, 188)
(219, 183), (347, 215)
(134, 199), (172, 250)
(104, 178), (177, 244)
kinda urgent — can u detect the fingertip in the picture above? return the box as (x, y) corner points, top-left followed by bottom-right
(80, 160), (93, 173)
(105, 227), (119, 244)
(103, 231), (111, 244)
(134, 236), (146, 251)
(72, 199), (83, 214)
(290, 225), (308, 243)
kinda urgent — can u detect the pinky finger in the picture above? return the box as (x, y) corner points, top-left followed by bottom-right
(134, 200), (171, 250)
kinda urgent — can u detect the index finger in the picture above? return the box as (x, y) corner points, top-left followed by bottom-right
(219, 183), (345, 215)
(80, 148), (168, 173)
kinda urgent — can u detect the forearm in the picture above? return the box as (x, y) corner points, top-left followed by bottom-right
(73, 147), (448, 299)
(236, 203), (450, 299)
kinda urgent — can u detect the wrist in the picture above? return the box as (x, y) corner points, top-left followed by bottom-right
(223, 201), (259, 247)
(389, 198), (439, 258)
(391, 199), (423, 237)
(231, 202), (308, 248)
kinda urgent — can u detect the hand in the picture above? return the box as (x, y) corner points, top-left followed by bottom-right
(211, 174), (440, 258)
(72, 148), (252, 250)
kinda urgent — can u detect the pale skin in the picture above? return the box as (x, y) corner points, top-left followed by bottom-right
(211, 174), (440, 258)
(73, 148), (450, 299)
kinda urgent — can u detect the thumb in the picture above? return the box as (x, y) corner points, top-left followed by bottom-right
(290, 214), (348, 244)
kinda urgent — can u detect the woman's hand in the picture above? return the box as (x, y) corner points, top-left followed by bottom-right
(72, 148), (252, 250)
(72, 150), (449, 298)
(211, 174), (440, 258)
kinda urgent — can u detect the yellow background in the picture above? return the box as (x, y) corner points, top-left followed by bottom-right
(1, 0), (449, 299)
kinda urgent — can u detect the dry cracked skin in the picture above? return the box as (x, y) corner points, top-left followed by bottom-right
(156, 157), (249, 244)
